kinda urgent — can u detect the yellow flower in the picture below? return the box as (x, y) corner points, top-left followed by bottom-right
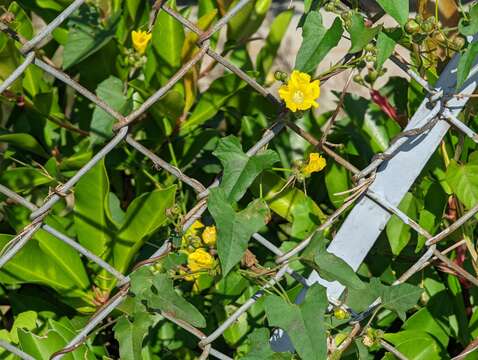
(131, 30), (152, 54)
(302, 153), (326, 176)
(278, 70), (320, 112)
(185, 248), (215, 281)
(202, 225), (217, 246)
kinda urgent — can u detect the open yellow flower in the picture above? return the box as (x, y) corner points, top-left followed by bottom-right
(278, 70), (320, 112)
(131, 30), (152, 54)
(302, 153), (326, 176)
(202, 225), (217, 246)
(186, 248), (215, 280)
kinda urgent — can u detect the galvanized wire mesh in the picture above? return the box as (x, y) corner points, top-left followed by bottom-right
(0, 1), (477, 359)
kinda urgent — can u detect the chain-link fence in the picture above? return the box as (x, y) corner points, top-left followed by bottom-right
(0, 0), (477, 359)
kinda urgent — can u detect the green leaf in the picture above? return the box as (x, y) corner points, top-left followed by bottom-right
(152, 0), (185, 68)
(227, 0), (270, 43)
(0, 234), (85, 293)
(446, 159), (478, 210)
(126, 0), (141, 20)
(74, 159), (110, 257)
(0, 168), (53, 193)
(375, 31), (396, 70)
(18, 328), (75, 360)
(375, 0), (409, 26)
(130, 268), (206, 327)
(251, 171), (326, 224)
(243, 328), (292, 360)
(301, 232), (365, 290)
(459, 3), (478, 36)
(213, 135), (279, 202)
(105, 192), (125, 228)
(90, 76), (133, 145)
(48, 319), (95, 360)
(349, 13), (380, 53)
(264, 284), (328, 360)
(324, 161), (349, 208)
(256, 10), (294, 75)
(8, 2), (34, 39)
(113, 186), (176, 273)
(114, 311), (155, 360)
(10, 311), (37, 343)
(380, 282), (423, 321)
(290, 198), (321, 240)
(181, 73), (248, 133)
(0, 133), (48, 158)
(63, 9), (118, 69)
(386, 192), (418, 255)
(457, 42), (478, 90)
(208, 188), (269, 276)
(223, 304), (249, 346)
(296, 12), (343, 73)
(382, 331), (442, 360)
(35, 216), (90, 291)
(403, 308), (449, 347)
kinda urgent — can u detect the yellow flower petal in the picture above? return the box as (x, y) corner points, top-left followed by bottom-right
(302, 153), (326, 176)
(202, 225), (217, 246)
(132, 30), (152, 54)
(278, 70), (320, 112)
(187, 248), (215, 273)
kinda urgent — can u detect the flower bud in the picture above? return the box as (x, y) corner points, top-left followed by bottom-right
(405, 19), (420, 34)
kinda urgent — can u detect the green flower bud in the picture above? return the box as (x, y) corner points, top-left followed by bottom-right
(274, 70), (288, 82)
(333, 308), (349, 320)
(405, 19), (420, 34)
(453, 35), (467, 50)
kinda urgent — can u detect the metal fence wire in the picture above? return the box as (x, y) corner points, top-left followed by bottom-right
(0, 0), (478, 359)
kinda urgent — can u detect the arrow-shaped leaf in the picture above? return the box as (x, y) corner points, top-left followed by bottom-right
(208, 188), (269, 276)
(130, 268), (206, 328)
(264, 284), (328, 360)
(213, 135), (279, 202)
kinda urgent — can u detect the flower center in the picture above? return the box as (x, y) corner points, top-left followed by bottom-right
(292, 90), (304, 104)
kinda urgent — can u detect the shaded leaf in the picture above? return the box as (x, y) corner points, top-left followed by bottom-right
(459, 3), (478, 36)
(130, 268), (206, 327)
(386, 192), (418, 255)
(0, 133), (48, 158)
(301, 232), (365, 290)
(243, 328), (292, 360)
(264, 284), (328, 360)
(63, 9), (118, 69)
(208, 188), (269, 276)
(90, 76), (133, 145)
(114, 311), (156, 360)
(0, 168), (53, 193)
(251, 171), (326, 224)
(181, 73), (248, 133)
(113, 186), (176, 273)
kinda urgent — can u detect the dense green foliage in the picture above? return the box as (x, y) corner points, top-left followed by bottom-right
(1, 0), (478, 359)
